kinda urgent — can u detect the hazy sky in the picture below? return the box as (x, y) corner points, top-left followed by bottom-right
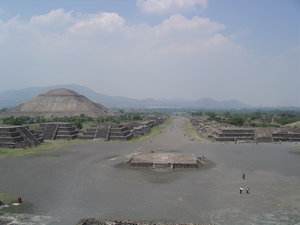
(0, 0), (299, 107)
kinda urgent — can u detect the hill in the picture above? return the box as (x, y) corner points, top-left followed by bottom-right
(0, 84), (251, 109)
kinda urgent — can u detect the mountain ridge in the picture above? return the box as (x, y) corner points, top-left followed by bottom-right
(0, 84), (251, 109)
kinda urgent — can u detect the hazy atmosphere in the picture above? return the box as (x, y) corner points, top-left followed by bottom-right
(0, 0), (299, 107)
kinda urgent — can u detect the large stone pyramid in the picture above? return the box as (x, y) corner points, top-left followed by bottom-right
(2, 88), (114, 118)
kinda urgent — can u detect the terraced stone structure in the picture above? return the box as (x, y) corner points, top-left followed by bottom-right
(128, 152), (200, 169)
(190, 116), (300, 143)
(36, 122), (78, 140)
(79, 124), (132, 141)
(131, 124), (150, 137)
(78, 117), (167, 141)
(212, 128), (255, 142)
(78, 125), (107, 140)
(0, 125), (43, 148)
(272, 128), (300, 142)
(108, 125), (133, 141)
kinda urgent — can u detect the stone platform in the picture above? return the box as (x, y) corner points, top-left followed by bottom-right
(128, 152), (199, 169)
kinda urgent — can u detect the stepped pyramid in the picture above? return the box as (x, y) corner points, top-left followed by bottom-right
(1, 88), (113, 118)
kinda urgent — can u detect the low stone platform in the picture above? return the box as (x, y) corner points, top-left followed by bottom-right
(128, 152), (199, 169)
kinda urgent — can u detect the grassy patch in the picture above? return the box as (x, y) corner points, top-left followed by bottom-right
(0, 149), (9, 154)
(183, 119), (211, 142)
(81, 121), (95, 131)
(183, 119), (201, 138)
(27, 123), (39, 130)
(0, 140), (74, 160)
(289, 146), (300, 155)
(284, 121), (300, 128)
(0, 193), (16, 204)
(130, 119), (171, 143)
(183, 119), (196, 134)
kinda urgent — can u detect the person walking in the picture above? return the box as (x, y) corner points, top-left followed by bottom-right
(240, 186), (243, 194)
(246, 186), (250, 194)
(243, 173), (246, 180)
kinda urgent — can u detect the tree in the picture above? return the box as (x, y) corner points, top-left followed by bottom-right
(207, 112), (217, 121)
(74, 121), (83, 129)
(228, 115), (245, 126)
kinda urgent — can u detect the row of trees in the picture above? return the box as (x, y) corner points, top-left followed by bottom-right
(192, 111), (300, 127)
(1, 113), (146, 129)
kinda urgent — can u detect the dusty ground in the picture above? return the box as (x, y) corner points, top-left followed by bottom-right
(0, 117), (300, 225)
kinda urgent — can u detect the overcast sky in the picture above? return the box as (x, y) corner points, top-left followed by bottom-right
(0, 0), (299, 107)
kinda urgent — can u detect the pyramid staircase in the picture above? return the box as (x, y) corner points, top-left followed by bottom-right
(78, 125), (107, 140)
(108, 125), (132, 141)
(78, 124), (132, 141)
(36, 123), (78, 140)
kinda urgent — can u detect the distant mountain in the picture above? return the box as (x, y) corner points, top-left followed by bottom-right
(190, 98), (250, 109)
(0, 84), (252, 109)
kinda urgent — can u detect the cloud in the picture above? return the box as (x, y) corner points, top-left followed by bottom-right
(30, 9), (74, 26)
(0, 9), (250, 102)
(137, 0), (207, 13)
(125, 14), (230, 56)
(68, 12), (124, 35)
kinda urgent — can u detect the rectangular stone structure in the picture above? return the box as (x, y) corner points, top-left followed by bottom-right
(129, 152), (199, 169)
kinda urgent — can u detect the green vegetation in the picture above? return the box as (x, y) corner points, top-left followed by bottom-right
(0, 193), (16, 205)
(183, 119), (210, 142)
(228, 114), (245, 126)
(290, 147), (300, 155)
(0, 113), (152, 130)
(183, 119), (198, 134)
(191, 110), (300, 127)
(274, 113), (300, 125)
(0, 141), (74, 160)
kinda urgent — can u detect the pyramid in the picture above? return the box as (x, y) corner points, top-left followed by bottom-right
(1, 88), (114, 118)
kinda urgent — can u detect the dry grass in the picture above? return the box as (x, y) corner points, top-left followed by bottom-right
(284, 121), (300, 128)
(130, 119), (171, 143)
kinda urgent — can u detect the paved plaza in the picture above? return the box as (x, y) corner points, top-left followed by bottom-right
(0, 117), (300, 225)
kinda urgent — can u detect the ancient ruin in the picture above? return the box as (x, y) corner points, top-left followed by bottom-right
(190, 116), (300, 143)
(272, 128), (300, 142)
(78, 118), (166, 141)
(212, 128), (255, 142)
(0, 125), (43, 148)
(128, 152), (203, 169)
(78, 124), (108, 140)
(0, 88), (114, 118)
(35, 122), (79, 140)
(78, 124), (132, 141)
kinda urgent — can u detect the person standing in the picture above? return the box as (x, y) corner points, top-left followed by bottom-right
(17, 196), (22, 203)
(240, 186), (243, 194)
